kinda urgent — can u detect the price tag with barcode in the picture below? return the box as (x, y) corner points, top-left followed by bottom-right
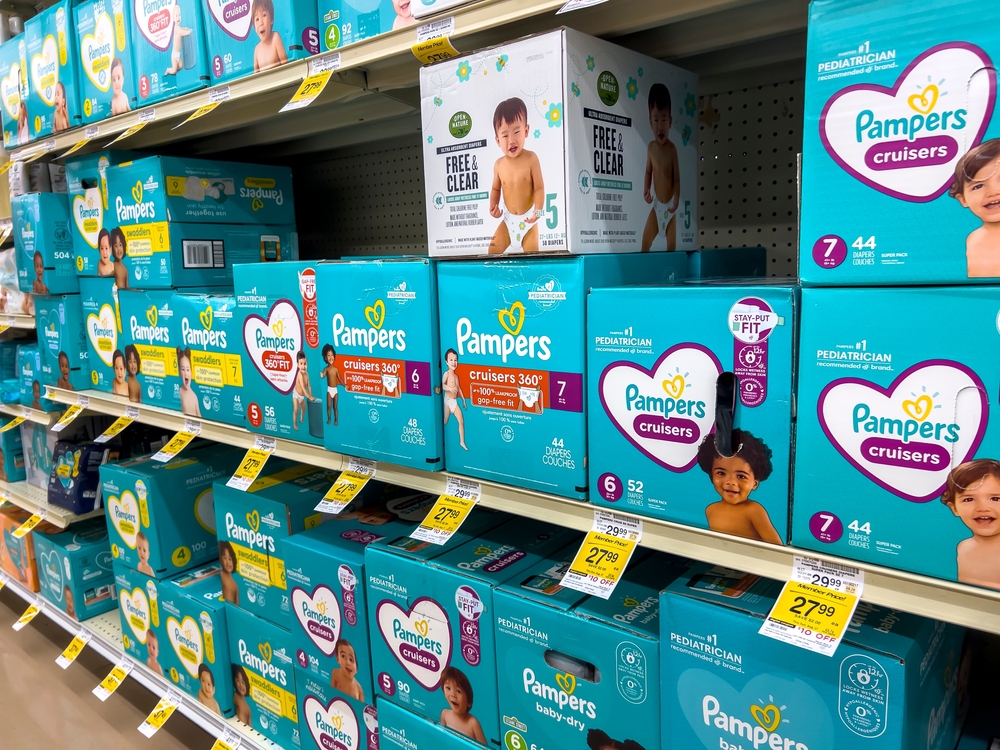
(138, 690), (181, 737)
(94, 406), (139, 444)
(315, 458), (376, 514)
(152, 420), (201, 462)
(56, 629), (92, 668)
(280, 70), (333, 112)
(211, 727), (243, 750)
(52, 396), (89, 433)
(311, 53), (341, 73)
(12, 598), (43, 631)
(93, 658), (133, 701)
(561, 511), (643, 599)
(12, 509), (47, 539)
(0, 416), (25, 433)
(226, 436), (276, 491)
(410, 477), (481, 545)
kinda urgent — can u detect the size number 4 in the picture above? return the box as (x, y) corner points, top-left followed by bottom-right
(852, 236), (876, 251)
(848, 520), (872, 534)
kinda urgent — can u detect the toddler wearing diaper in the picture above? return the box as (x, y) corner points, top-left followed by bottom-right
(320, 344), (342, 426)
(293, 351), (315, 431)
(941, 459), (1000, 590)
(441, 348), (468, 450)
(949, 138), (1000, 278)
(488, 98), (545, 254)
(641, 83), (679, 252)
(252, 0), (287, 73)
(165, 2), (193, 76)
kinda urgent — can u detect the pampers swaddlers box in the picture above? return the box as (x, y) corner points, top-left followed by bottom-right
(660, 563), (967, 750)
(0, 36), (28, 148)
(14, 193), (78, 295)
(131, 0), (209, 106)
(36, 293), (89, 391)
(792, 286), (1000, 590)
(588, 285), (797, 542)
(25, 0), (82, 139)
(437, 254), (687, 499)
(35, 517), (116, 620)
(114, 559), (163, 668)
(420, 28), (698, 256)
(315, 258), (443, 470)
(118, 289), (179, 408)
(80, 276), (122, 393)
(75, 0), (137, 123)
(801, 0), (1000, 285)
(67, 150), (136, 276)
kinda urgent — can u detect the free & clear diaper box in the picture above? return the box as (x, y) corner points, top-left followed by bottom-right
(420, 28), (698, 256)
(314, 258), (444, 470)
(35, 292), (89, 391)
(34, 517), (116, 620)
(131, 0), (210, 106)
(74, 0), (137, 123)
(588, 284), (797, 543)
(67, 150), (136, 278)
(801, 0), (1000, 285)
(660, 563), (967, 750)
(25, 0), (82, 139)
(14, 193), (78, 295)
(0, 35), (28, 148)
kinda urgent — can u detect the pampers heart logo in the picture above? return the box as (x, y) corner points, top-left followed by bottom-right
(132, 181), (143, 204)
(820, 43), (996, 201)
(87, 304), (118, 367)
(81, 13), (114, 91)
(246, 509), (260, 532)
(199, 306), (213, 330)
(108, 491), (140, 548)
(749, 704), (780, 733)
(120, 587), (150, 643)
(243, 300), (303, 395)
(167, 616), (203, 678)
(600, 344), (723, 472)
(303, 696), (360, 750)
(259, 641), (272, 662)
(555, 672), (576, 695)
(73, 189), (103, 248)
(377, 597), (452, 690)
(39, 550), (63, 599)
(498, 300), (525, 336)
(818, 360), (988, 502)
(364, 299), (385, 330)
(1, 63), (20, 119)
(146, 305), (157, 326)
(31, 36), (58, 106)
(134, 0), (174, 52)
(291, 585), (342, 656)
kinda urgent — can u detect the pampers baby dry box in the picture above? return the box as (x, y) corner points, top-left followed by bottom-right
(35, 517), (116, 620)
(131, 0), (209, 106)
(14, 193), (78, 295)
(588, 284), (797, 542)
(801, 0), (1000, 285)
(420, 28), (698, 256)
(75, 0), (137, 123)
(660, 563), (967, 750)
(315, 258), (444, 470)
(793, 286), (1000, 590)
(25, 0), (81, 139)
(437, 253), (686, 499)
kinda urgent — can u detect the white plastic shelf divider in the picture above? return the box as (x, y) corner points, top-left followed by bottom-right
(0, 402), (63, 426)
(0, 479), (103, 529)
(2, 576), (283, 750)
(46, 387), (1000, 634)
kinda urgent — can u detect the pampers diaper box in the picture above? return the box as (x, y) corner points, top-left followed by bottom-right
(101, 442), (243, 578)
(800, 0), (1000, 285)
(80, 276), (122, 393)
(67, 150), (136, 276)
(235, 262), (326, 446)
(34, 517), (116, 620)
(315, 258), (444, 470)
(0, 416), (26, 482)
(318, 0), (406, 52)
(437, 253), (687, 499)
(792, 286), (1000, 590)
(379, 701), (479, 750)
(296, 668), (376, 750)
(660, 563), (967, 750)
(588, 284), (797, 543)
(114, 559), (166, 671)
(36, 293), (89, 391)
(366, 516), (581, 747)
(14, 193), (78, 295)
(0, 507), (59, 591)
(227, 602), (301, 748)
(75, 0), (137, 123)
(131, 0), (209, 106)
(19, 344), (64, 411)
(204, 0), (317, 83)
(0, 36), (27, 149)
(25, 0), (82, 139)
(118, 289), (178, 407)
(21, 422), (56, 490)
(420, 28), (698, 256)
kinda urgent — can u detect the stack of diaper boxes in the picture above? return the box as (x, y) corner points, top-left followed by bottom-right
(35, 516), (116, 620)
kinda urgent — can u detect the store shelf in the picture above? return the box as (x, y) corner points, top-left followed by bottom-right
(0, 479), (103, 529)
(45, 387), (1000, 634)
(1, 314), (35, 330)
(2, 575), (283, 750)
(0, 402), (63, 426)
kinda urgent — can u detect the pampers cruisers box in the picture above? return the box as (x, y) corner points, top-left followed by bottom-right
(660, 563), (967, 750)
(588, 284), (797, 542)
(14, 193), (78, 295)
(75, 0), (137, 123)
(35, 517), (116, 621)
(420, 28), (698, 256)
(793, 286), (1000, 590)
(25, 0), (82, 139)
(296, 668), (377, 750)
(315, 258), (444, 470)
(801, 0), (1000, 285)
(36, 293), (89, 391)
(437, 254), (687, 499)
(131, 0), (209, 106)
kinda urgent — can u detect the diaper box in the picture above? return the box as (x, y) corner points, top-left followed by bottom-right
(214, 460), (336, 626)
(296, 668), (377, 750)
(234, 261), (326, 446)
(420, 28), (699, 256)
(204, 0), (317, 83)
(47, 439), (119, 515)
(102, 441), (243, 578)
(366, 517), (582, 747)
(437, 253), (688, 499)
(314, 258), (444, 470)
(25, 0), (82, 139)
(21, 421), (56, 490)
(0, 36), (28, 148)
(660, 563), (967, 750)
(379, 700), (479, 750)
(131, 0), (209, 106)
(35, 517), (116, 620)
(801, 0), (1000, 286)
(0, 506), (59, 591)
(80, 276), (123, 394)
(319, 0), (410, 53)
(588, 284), (797, 542)
(19, 344), (61, 412)
(36, 293), (89, 391)
(67, 150), (137, 277)
(411, 0), (470, 19)
(118, 289), (180, 409)
(158, 563), (236, 717)
(793, 286), (1000, 589)
(75, 0), (137, 123)
(14, 193), (78, 295)
(114, 559), (165, 672)
(0, 416), (26, 482)
(226, 602), (301, 748)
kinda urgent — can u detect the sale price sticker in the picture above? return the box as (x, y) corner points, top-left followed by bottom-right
(12, 509), (47, 539)
(211, 727), (243, 750)
(56, 629), (93, 669)
(0, 415), (25, 433)
(411, 35), (459, 65)
(94, 406), (139, 444)
(561, 510), (643, 599)
(315, 457), (376, 514)
(93, 658), (133, 701)
(280, 70), (334, 113)
(12, 598), (44, 631)
(152, 420), (202, 463)
(226, 436), (276, 491)
(52, 396), (89, 433)
(410, 478), (482, 545)
(138, 691), (181, 737)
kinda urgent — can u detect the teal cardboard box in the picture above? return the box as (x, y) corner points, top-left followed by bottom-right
(118, 288), (179, 408)
(320, 0), (413, 53)
(0, 415), (25, 482)
(35, 517), (116, 620)
(114, 559), (167, 675)
(379, 700), (480, 750)
(131, 0), (209, 106)
(14, 193), (78, 295)
(296, 667), (377, 750)
(101, 442), (242, 578)
(19, 343), (62, 411)
(0, 36), (28, 149)
(21, 421), (56, 490)
(67, 149), (136, 278)
(36, 293), (89, 391)
(80, 276), (122, 394)
(25, 0), (81, 139)
(74, 0), (137, 124)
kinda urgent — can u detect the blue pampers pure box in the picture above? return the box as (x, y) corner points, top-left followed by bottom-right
(203, 0), (317, 83)
(0, 36), (28, 149)
(80, 276), (122, 394)
(588, 284), (797, 543)
(379, 700), (480, 750)
(801, 0), (1000, 285)
(131, 0), (209, 106)
(366, 516), (581, 747)
(660, 563), (967, 750)
(118, 289), (179, 408)
(436, 254), (688, 499)
(18, 344), (61, 411)
(295, 668), (378, 750)
(14, 193), (78, 295)
(227, 602), (301, 748)
(67, 150), (136, 277)
(75, 0), (138, 123)
(114, 559), (167, 673)
(793, 286), (1000, 591)
(315, 258), (444, 470)
(25, 0), (81, 139)
(35, 517), (116, 620)
(36, 293), (89, 391)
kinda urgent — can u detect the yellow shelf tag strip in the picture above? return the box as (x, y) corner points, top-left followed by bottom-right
(410, 477), (481, 545)
(52, 396), (89, 433)
(0, 416), (25, 433)
(211, 727), (243, 750)
(12, 509), (47, 540)
(12, 598), (44, 631)
(138, 691), (181, 737)
(94, 406), (139, 444)
(151, 419), (202, 463)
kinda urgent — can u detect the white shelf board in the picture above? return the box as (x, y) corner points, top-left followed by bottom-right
(0, 479), (103, 529)
(2, 575), (284, 750)
(45, 387), (1000, 634)
(1, 314), (35, 330)
(0, 402), (63, 426)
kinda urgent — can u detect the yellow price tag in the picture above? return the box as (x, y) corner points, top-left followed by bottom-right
(0, 416), (24, 433)
(93, 659), (133, 701)
(172, 102), (221, 130)
(411, 36), (460, 65)
(280, 70), (334, 112)
(0, 226), (11, 245)
(94, 407), (138, 444)
(410, 494), (477, 544)
(52, 402), (87, 433)
(315, 470), (373, 514)
(12, 600), (42, 631)
(138, 694), (180, 737)
(105, 117), (151, 146)
(56, 631), (92, 668)
(211, 727), (243, 750)
(226, 447), (273, 491)
(0, 160), (14, 176)
(12, 511), (46, 540)
(151, 421), (201, 462)
(60, 138), (92, 157)
(568, 530), (635, 581)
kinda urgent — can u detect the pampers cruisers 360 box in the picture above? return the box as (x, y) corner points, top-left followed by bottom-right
(793, 286), (1000, 590)
(420, 28), (698, 256)
(588, 284), (797, 542)
(660, 563), (967, 750)
(131, 0), (209, 106)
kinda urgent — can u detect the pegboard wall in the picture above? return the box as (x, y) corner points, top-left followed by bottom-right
(295, 79), (804, 276)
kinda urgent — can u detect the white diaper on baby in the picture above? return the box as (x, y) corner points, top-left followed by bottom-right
(382, 375), (399, 393)
(446, 396), (458, 414)
(518, 387), (542, 409)
(651, 178), (676, 233)
(503, 206), (535, 253)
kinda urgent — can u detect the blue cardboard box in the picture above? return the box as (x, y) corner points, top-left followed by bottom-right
(35, 517), (115, 620)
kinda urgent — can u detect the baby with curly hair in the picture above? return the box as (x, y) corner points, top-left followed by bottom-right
(697, 429), (782, 544)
